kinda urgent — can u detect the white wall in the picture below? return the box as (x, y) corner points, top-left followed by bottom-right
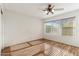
(44, 9), (79, 47)
(2, 9), (43, 48)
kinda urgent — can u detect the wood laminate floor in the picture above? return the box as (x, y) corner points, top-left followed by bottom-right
(1, 39), (79, 56)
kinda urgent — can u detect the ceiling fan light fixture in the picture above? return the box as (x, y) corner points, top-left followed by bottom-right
(52, 9), (54, 12)
(44, 10), (48, 14)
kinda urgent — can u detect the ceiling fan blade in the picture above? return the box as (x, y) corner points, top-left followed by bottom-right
(43, 9), (46, 11)
(54, 8), (64, 11)
(39, 8), (47, 11)
(1, 9), (3, 15)
(52, 5), (55, 9)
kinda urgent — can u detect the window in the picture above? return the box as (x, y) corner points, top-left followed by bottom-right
(45, 21), (61, 34)
(62, 17), (74, 36)
(46, 25), (51, 33)
(44, 16), (75, 36)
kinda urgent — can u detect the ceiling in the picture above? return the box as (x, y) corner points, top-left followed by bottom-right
(2, 3), (79, 19)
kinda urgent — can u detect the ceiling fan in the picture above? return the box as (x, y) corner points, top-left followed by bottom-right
(43, 4), (64, 15)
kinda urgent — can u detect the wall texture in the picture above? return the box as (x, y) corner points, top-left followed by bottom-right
(2, 9), (43, 48)
(44, 9), (79, 47)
